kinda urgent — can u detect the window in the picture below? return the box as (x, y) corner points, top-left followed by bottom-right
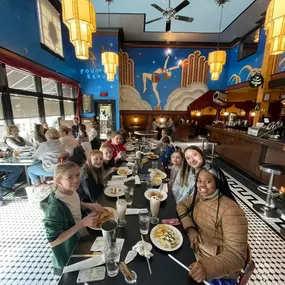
(62, 84), (77, 98)
(11, 95), (40, 141)
(37, 0), (64, 57)
(44, 98), (61, 128)
(6, 66), (36, 92)
(63, 100), (74, 120)
(41, 78), (58, 95)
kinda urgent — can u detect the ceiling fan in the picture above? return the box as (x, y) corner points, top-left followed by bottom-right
(145, 0), (194, 32)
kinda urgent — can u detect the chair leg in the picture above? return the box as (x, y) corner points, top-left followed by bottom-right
(265, 173), (274, 209)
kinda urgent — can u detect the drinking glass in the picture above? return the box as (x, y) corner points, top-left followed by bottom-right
(101, 220), (118, 248)
(150, 196), (160, 224)
(125, 187), (134, 206)
(116, 199), (127, 227)
(152, 160), (158, 169)
(139, 209), (151, 235)
(104, 245), (121, 277)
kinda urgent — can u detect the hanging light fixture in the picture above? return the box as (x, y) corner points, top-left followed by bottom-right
(208, 3), (227, 81)
(62, 0), (96, 60)
(101, 0), (119, 82)
(264, 0), (285, 55)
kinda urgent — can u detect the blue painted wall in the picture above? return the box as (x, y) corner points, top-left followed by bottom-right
(0, 0), (79, 81)
(227, 29), (266, 86)
(278, 52), (285, 73)
(78, 35), (120, 130)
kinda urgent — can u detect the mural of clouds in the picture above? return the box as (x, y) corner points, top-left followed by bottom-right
(228, 65), (261, 85)
(164, 82), (208, 111)
(120, 85), (152, 110)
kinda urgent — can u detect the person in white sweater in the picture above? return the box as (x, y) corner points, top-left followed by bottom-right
(27, 128), (68, 184)
(59, 125), (78, 155)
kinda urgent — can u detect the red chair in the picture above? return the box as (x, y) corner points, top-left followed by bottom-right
(236, 246), (255, 285)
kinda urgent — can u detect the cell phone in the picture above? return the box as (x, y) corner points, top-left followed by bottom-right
(77, 266), (106, 283)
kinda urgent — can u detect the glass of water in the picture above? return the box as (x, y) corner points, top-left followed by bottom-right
(152, 160), (158, 169)
(139, 209), (151, 235)
(104, 245), (121, 277)
(125, 187), (134, 206)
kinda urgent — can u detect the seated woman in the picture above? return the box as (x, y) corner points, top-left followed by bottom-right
(5, 125), (34, 151)
(100, 144), (117, 179)
(59, 125), (78, 156)
(42, 162), (103, 275)
(28, 128), (68, 184)
(80, 150), (104, 203)
(77, 124), (89, 144)
(105, 131), (126, 163)
(33, 124), (47, 145)
(168, 150), (184, 190)
(177, 164), (248, 285)
(172, 146), (205, 203)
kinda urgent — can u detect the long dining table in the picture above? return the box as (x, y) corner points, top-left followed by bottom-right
(57, 159), (199, 285)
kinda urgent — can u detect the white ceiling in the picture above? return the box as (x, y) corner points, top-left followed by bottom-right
(93, 0), (269, 43)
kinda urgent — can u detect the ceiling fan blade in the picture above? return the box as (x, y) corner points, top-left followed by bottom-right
(166, 20), (171, 32)
(151, 4), (166, 14)
(174, 15), (194, 22)
(173, 0), (190, 13)
(145, 17), (164, 24)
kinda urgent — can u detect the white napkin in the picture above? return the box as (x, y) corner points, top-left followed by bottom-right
(135, 175), (141, 185)
(63, 254), (105, 273)
(133, 241), (153, 258)
(126, 208), (148, 215)
(162, 183), (168, 193)
(90, 237), (125, 252)
(112, 175), (126, 180)
(107, 180), (126, 186)
(126, 162), (135, 167)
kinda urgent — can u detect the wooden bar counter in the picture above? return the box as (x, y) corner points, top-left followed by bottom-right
(206, 125), (285, 190)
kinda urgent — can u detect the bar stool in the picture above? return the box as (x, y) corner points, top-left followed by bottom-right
(206, 141), (220, 163)
(197, 135), (207, 152)
(253, 163), (285, 218)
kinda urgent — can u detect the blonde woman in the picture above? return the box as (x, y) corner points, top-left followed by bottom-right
(42, 162), (103, 275)
(5, 125), (33, 150)
(28, 128), (68, 184)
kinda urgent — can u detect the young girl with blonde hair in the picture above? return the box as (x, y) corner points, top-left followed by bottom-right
(100, 144), (117, 178)
(42, 162), (103, 275)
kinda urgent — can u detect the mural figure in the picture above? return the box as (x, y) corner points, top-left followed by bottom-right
(142, 52), (181, 109)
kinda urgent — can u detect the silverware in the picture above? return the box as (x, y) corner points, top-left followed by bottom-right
(71, 254), (101, 258)
(141, 234), (152, 275)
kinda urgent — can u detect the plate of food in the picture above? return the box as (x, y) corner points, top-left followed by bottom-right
(117, 167), (132, 176)
(89, 207), (118, 230)
(146, 153), (159, 160)
(151, 178), (162, 186)
(144, 189), (167, 202)
(104, 185), (127, 198)
(150, 169), (167, 180)
(150, 224), (183, 252)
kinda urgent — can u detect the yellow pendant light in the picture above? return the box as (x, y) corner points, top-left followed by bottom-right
(101, 0), (119, 82)
(62, 0), (96, 60)
(264, 0), (285, 55)
(208, 4), (227, 81)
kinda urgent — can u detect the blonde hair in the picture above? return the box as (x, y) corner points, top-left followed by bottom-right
(45, 128), (60, 140)
(111, 131), (121, 139)
(6, 125), (18, 136)
(53, 162), (79, 190)
(58, 125), (69, 135)
(100, 144), (112, 153)
(82, 150), (104, 184)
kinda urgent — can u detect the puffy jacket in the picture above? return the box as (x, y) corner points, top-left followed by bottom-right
(177, 194), (248, 281)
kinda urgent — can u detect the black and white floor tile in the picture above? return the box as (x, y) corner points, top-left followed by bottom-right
(0, 170), (284, 285)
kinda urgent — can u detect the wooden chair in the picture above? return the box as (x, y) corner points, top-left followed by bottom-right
(236, 246), (255, 285)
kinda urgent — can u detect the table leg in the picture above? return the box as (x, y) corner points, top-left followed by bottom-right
(24, 165), (31, 186)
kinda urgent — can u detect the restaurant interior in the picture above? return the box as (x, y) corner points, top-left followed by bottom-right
(0, 0), (285, 284)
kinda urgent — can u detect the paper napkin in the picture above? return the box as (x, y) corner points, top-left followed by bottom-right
(126, 208), (148, 215)
(135, 175), (141, 185)
(162, 183), (168, 193)
(90, 237), (125, 252)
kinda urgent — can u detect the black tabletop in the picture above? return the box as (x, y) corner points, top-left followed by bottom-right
(58, 161), (199, 285)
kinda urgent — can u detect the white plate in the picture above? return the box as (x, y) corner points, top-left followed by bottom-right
(104, 185), (127, 198)
(150, 224), (183, 252)
(126, 146), (135, 152)
(88, 207), (118, 230)
(150, 170), (167, 180)
(144, 189), (167, 202)
(117, 167), (132, 176)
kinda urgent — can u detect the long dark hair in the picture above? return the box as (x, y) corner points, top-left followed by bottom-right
(79, 124), (88, 138)
(179, 163), (236, 225)
(179, 145), (205, 187)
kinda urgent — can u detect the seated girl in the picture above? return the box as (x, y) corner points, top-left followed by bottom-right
(105, 131), (126, 163)
(172, 146), (205, 203)
(42, 162), (103, 275)
(160, 136), (175, 164)
(168, 150), (184, 190)
(100, 144), (117, 179)
(77, 124), (89, 144)
(177, 164), (248, 285)
(80, 150), (104, 203)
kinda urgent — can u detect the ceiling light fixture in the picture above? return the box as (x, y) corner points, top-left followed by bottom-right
(208, 2), (227, 81)
(101, 0), (119, 82)
(62, 0), (96, 60)
(264, 0), (285, 55)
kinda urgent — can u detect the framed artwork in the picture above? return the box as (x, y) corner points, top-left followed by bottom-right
(263, 92), (271, 102)
(280, 93), (285, 100)
(82, 95), (93, 113)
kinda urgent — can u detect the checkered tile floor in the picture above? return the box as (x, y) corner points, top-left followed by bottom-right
(0, 170), (284, 285)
